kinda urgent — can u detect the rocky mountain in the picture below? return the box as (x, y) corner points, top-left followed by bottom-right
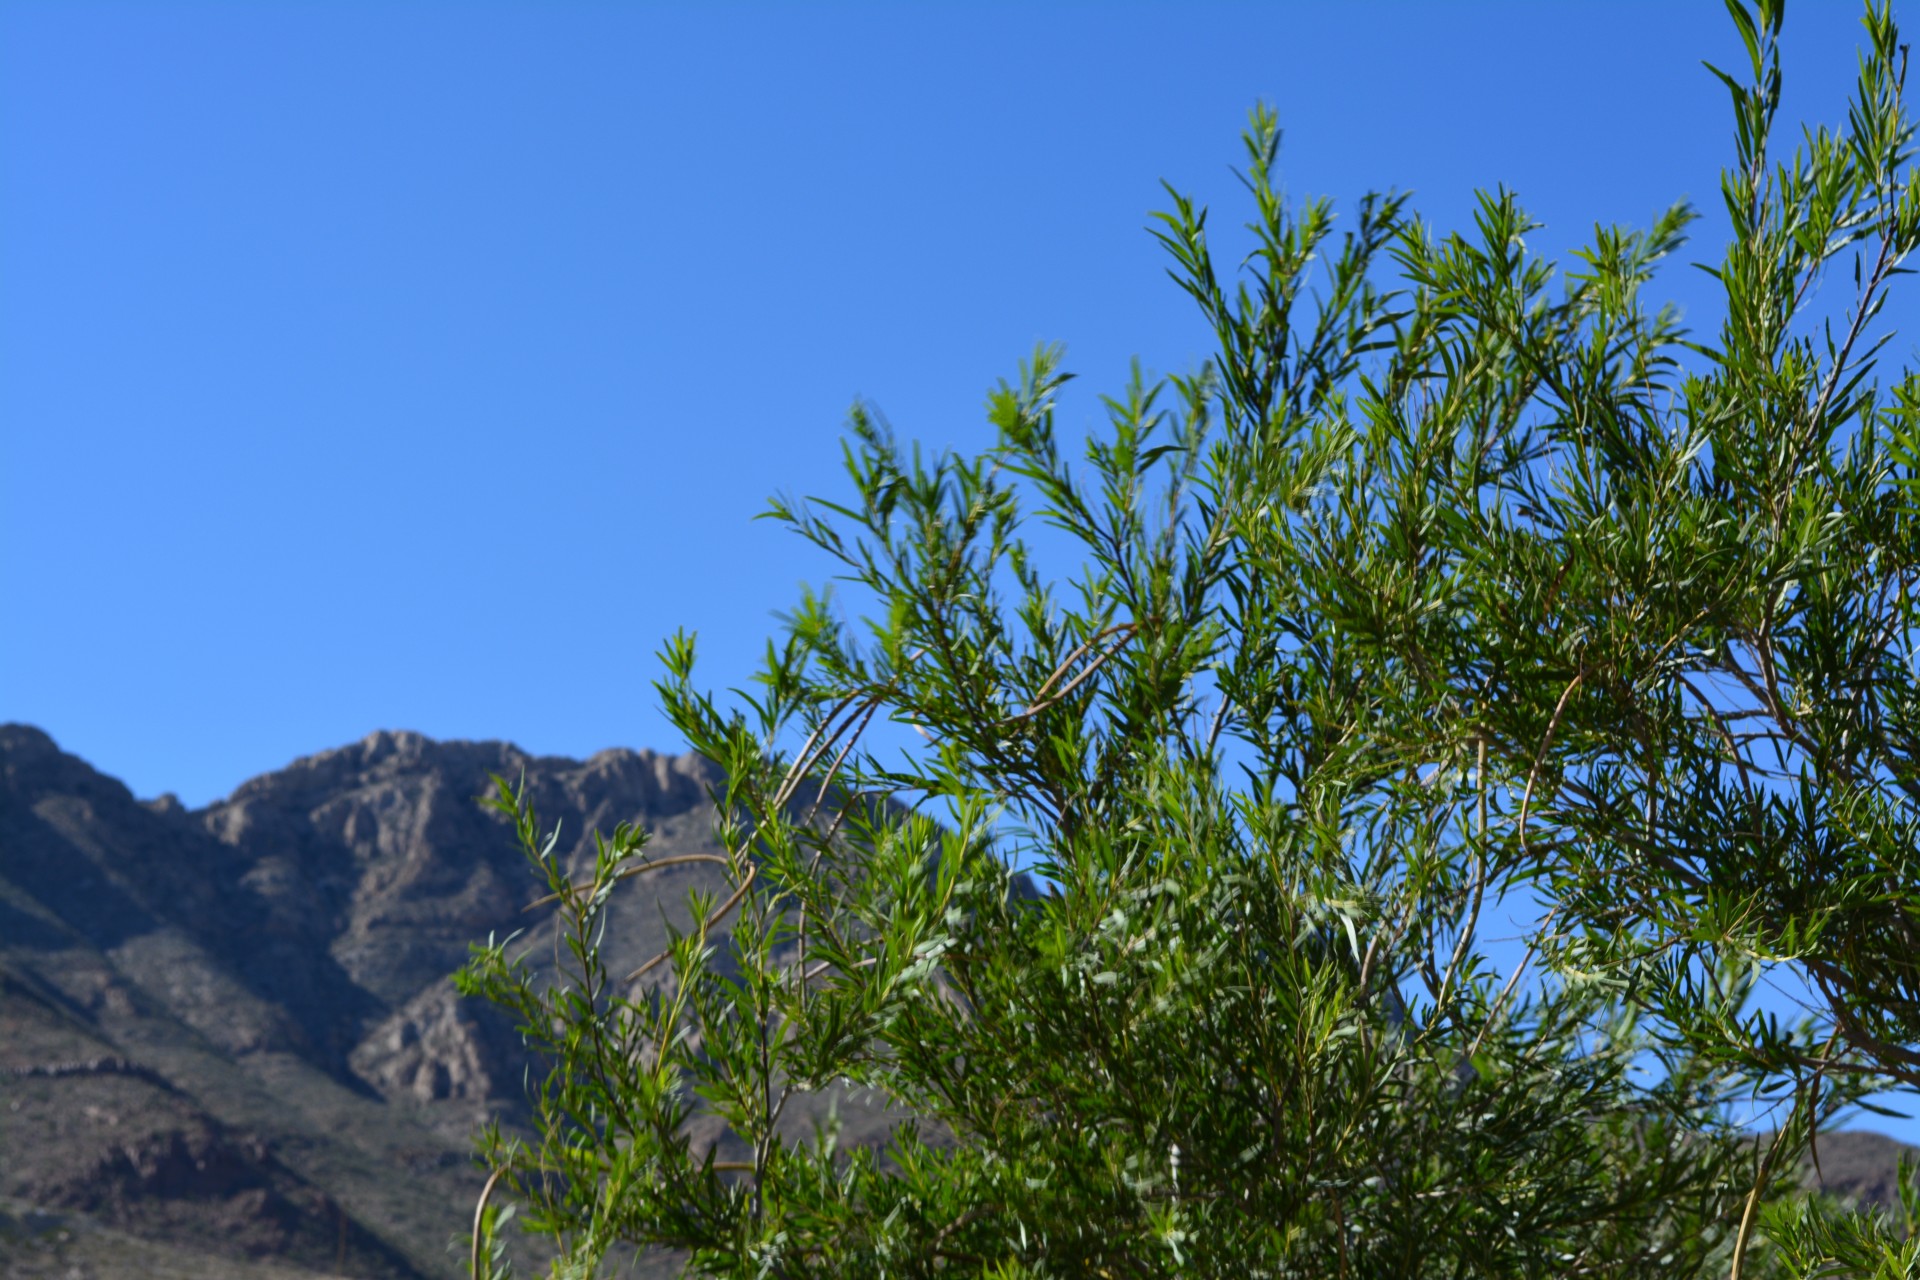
(2, 723), (1915, 1278)
(1, 724), (744, 1279)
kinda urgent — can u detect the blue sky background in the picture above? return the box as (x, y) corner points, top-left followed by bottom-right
(5, 2), (1918, 1141)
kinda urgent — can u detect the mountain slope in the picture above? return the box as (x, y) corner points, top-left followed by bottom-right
(1, 724), (733, 1278)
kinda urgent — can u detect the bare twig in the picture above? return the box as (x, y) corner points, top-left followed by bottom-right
(1464, 904), (1562, 1064)
(1205, 691), (1235, 756)
(1729, 1081), (1810, 1280)
(1005, 623), (1139, 722)
(1436, 738), (1490, 1013)
(470, 1165), (508, 1280)
(1676, 672), (1759, 807)
(803, 697), (881, 827)
(1518, 668), (1589, 858)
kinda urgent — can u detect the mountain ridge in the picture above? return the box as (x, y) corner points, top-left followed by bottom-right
(2, 723), (736, 1278)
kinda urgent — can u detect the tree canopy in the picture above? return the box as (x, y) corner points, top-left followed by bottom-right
(459, 2), (1920, 1275)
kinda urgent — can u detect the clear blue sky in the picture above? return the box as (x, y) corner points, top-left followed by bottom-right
(3, 0), (1894, 800)
(4, 0), (1917, 1141)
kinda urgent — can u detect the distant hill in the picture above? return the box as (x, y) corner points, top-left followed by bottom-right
(0, 724), (1912, 1278)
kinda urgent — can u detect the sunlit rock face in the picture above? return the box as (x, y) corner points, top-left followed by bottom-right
(193, 729), (726, 1052)
(348, 983), (518, 1103)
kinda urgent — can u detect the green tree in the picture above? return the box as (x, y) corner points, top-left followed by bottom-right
(1316, 1), (1920, 1273)
(458, 3), (1920, 1275)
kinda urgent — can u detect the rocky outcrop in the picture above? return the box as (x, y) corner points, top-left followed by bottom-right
(196, 730), (724, 1020)
(348, 983), (521, 1104)
(4, 1054), (178, 1091)
(25, 1111), (418, 1277)
(0, 974), (422, 1277)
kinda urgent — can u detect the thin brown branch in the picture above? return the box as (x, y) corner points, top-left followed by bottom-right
(524, 854), (736, 911)
(470, 1165), (508, 1280)
(803, 697), (881, 827)
(1675, 672), (1759, 806)
(626, 864), (760, 984)
(1518, 667), (1589, 859)
(1729, 1082), (1808, 1280)
(1006, 623), (1139, 722)
(1436, 738), (1490, 1014)
(1464, 905), (1562, 1064)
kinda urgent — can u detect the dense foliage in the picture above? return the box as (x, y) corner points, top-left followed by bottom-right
(460, 3), (1920, 1274)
